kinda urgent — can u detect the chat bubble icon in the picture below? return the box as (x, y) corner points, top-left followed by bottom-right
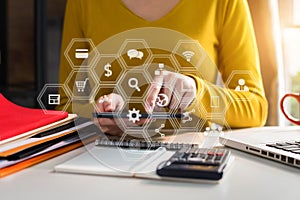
(136, 51), (144, 60)
(127, 49), (139, 59)
(127, 49), (144, 60)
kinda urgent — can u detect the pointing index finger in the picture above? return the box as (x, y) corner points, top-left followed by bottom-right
(146, 73), (164, 113)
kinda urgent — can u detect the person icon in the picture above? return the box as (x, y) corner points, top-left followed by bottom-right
(235, 79), (249, 92)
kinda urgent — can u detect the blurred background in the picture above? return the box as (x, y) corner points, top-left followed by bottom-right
(0, 0), (299, 126)
(0, 0), (66, 107)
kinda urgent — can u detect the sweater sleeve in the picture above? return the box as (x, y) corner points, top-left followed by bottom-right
(189, 0), (268, 128)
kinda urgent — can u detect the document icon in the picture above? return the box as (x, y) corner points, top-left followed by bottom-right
(48, 94), (60, 105)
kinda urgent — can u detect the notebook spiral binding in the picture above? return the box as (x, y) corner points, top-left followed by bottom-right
(95, 138), (200, 151)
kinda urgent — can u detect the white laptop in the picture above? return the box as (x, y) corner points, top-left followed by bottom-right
(219, 126), (300, 168)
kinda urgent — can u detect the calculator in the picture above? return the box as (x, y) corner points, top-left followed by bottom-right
(156, 146), (231, 181)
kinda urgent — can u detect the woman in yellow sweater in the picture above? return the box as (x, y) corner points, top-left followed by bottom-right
(58, 0), (268, 135)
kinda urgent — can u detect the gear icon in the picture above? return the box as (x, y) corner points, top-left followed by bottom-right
(127, 108), (142, 123)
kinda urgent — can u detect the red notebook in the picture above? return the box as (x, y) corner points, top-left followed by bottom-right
(0, 94), (68, 141)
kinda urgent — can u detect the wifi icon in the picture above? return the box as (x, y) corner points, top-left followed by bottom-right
(182, 51), (195, 62)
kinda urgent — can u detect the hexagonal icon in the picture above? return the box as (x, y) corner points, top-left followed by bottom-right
(91, 85), (123, 113)
(144, 85), (181, 114)
(145, 118), (179, 138)
(172, 40), (207, 69)
(175, 50), (218, 84)
(92, 55), (125, 84)
(117, 68), (151, 100)
(201, 119), (232, 148)
(171, 105), (206, 132)
(145, 56), (179, 78)
(225, 70), (258, 101)
(65, 69), (98, 100)
(118, 39), (151, 69)
(37, 84), (71, 114)
(118, 101), (149, 131)
(197, 86), (231, 119)
(64, 38), (99, 69)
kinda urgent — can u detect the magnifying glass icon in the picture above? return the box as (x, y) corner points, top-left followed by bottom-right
(128, 78), (141, 92)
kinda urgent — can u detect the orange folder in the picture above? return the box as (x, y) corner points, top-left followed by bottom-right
(0, 141), (83, 178)
(0, 135), (99, 178)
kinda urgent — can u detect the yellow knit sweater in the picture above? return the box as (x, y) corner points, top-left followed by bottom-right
(58, 0), (268, 128)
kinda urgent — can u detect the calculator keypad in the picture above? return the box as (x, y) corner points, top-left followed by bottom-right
(170, 147), (228, 166)
(156, 147), (231, 180)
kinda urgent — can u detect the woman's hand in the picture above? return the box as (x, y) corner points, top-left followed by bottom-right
(95, 71), (197, 135)
(95, 93), (124, 135)
(145, 71), (197, 112)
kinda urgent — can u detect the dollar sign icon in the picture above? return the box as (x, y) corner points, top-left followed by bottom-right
(104, 63), (112, 77)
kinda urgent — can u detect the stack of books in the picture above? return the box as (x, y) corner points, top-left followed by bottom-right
(0, 94), (99, 178)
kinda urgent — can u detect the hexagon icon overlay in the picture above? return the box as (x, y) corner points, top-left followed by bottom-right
(172, 40), (206, 68)
(71, 27), (230, 173)
(196, 86), (231, 120)
(93, 55), (125, 84)
(173, 40), (218, 83)
(37, 84), (71, 114)
(117, 68), (152, 100)
(201, 118), (232, 148)
(65, 69), (99, 100)
(146, 55), (180, 76)
(225, 70), (259, 101)
(118, 39), (152, 69)
(91, 85), (123, 112)
(64, 38), (99, 69)
(117, 101), (149, 133)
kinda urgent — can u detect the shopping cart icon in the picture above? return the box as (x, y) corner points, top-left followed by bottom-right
(75, 78), (89, 92)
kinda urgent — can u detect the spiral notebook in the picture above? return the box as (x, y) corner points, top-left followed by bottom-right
(54, 138), (205, 181)
(94, 138), (200, 150)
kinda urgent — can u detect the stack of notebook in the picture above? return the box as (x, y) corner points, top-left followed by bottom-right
(0, 94), (99, 178)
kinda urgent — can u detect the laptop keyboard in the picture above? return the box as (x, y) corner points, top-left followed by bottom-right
(266, 141), (300, 154)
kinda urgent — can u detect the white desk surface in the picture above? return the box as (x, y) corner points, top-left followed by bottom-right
(0, 137), (300, 200)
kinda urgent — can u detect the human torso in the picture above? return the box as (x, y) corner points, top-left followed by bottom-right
(81, 0), (222, 66)
(121, 0), (181, 22)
